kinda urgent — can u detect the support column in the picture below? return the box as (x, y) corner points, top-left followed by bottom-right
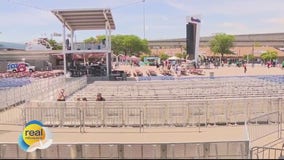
(70, 30), (74, 50)
(118, 144), (124, 159)
(105, 23), (110, 78)
(62, 22), (67, 76)
(160, 144), (167, 159)
(27, 149), (41, 159)
(108, 26), (112, 76)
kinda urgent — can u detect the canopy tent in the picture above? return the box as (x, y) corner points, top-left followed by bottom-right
(51, 8), (115, 31)
(130, 55), (139, 59)
(168, 56), (181, 60)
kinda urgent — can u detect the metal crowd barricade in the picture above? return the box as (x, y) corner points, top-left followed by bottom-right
(0, 141), (249, 159)
(247, 111), (282, 142)
(0, 75), (87, 109)
(103, 107), (124, 127)
(19, 97), (284, 129)
(71, 75), (284, 101)
(250, 146), (284, 159)
(124, 107), (142, 127)
(83, 107), (103, 127)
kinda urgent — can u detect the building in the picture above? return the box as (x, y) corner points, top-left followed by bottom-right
(0, 42), (26, 51)
(1, 32), (284, 72)
(148, 32), (284, 59)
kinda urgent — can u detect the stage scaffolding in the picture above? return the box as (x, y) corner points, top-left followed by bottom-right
(51, 8), (116, 78)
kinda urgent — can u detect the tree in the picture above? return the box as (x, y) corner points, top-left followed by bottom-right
(83, 36), (97, 44)
(260, 50), (278, 61)
(159, 52), (169, 61)
(175, 53), (187, 59)
(47, 39), (62, 50)
(95, 35), (150, 56)
(210, 33), (235, 59)
(243, 54), (255, 62)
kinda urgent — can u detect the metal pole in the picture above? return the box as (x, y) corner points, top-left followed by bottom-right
(62, 22), (67, 77)
(71, 30), (74, 50)
(105, 22), (110, 78)
(140, 109), (142, 133)
(143, 0), (145, 39)
(281, 112), (282, 139)
(198, 107), (201, 133)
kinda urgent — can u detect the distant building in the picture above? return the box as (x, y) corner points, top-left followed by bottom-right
(148, 32), (284, 61)
(0, 42), (25, 51)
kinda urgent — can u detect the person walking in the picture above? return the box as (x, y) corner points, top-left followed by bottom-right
(243, 63), (247, 73)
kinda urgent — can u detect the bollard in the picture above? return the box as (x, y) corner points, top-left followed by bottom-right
(27, 149), (40, 159)
(209, 72), (214, 79)
(69, 145), (77, 159)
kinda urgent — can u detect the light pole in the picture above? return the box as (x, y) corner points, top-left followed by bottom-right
(142, 0), (145, 39)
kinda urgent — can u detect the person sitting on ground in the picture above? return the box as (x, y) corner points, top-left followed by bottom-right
(57, 89), (66, 101)
(96, 93), (105, 101)
(82, 97), (87, 101)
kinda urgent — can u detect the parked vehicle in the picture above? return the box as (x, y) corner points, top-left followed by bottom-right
(7, 62), (35, 73)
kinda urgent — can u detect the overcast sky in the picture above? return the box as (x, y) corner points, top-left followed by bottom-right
(1, 0), (284, 43)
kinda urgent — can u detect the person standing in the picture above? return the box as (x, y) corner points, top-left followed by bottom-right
(57, 89), (66, 101)
(243, 63), (247, 73)
(96, 93), (105, 101)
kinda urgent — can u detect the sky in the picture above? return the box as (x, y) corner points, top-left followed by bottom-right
(1, 0), (284, 43)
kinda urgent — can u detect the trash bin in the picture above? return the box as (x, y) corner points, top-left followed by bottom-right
(210, 72), (214, 79)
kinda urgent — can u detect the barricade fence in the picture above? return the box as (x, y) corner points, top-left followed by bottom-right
(15, 97), (282, 130)
(250, 146), (284, 159)
(0, 141), (249, 159)
(247, 111), (282, 142)
(0, 76), (87, 109)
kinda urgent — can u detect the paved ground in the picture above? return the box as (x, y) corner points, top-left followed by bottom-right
(1, 65), (284, 159)
(0, 125), (247, 143)
(116, 64), (284, 77)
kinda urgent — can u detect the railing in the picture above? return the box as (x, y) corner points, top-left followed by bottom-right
(72, 76), (284, 101)
(3, 98), (275, 131)
(247, 111), (282, 142)
(0, 141), (249, 159)
(0, 76), (65, 109)
(73, 43), (106, 50)
(250, 146), (284, 159)
(0, 76), (87, 109)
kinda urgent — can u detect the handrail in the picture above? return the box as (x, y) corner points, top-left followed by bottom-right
(250, 146), (284, 159)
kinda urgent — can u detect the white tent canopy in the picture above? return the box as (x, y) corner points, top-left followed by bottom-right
(51, 8), (115, 31)
(168, 56), (180, 60)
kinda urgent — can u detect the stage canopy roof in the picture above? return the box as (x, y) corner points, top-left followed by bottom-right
(51, 8), (115, 31)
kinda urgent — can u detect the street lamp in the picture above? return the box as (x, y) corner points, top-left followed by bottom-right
(142, 0), (146, 39)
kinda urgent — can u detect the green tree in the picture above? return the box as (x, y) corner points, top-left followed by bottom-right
(47, 39), (62, 50)
(83, 36), (97, 44)
(96, 35), (150, 56)
(260, 50), (278, 61)
(210, 33), (235, 59)
(175, 53), (187, 59)
(159, 52), (169, 61)
(243, 54), (255, 62)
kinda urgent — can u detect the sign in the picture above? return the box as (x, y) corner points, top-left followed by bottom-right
(18, 120), (53, 152)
